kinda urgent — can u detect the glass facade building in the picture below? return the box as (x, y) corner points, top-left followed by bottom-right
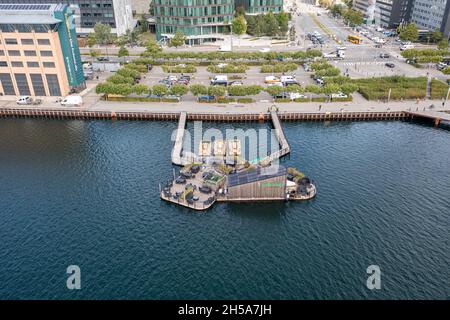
(0, 0), (133, 35)
(235, 0), (284, 14)
(0, 3), (85, 97)
(154, 0), (235, 44)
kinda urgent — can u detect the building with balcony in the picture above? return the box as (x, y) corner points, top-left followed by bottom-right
(153, 0), (235, 45)
(0, 3), (85, 97)
(0, 0), (134, 35)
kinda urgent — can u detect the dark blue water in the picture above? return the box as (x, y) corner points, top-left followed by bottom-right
(0, 118), (448, 300)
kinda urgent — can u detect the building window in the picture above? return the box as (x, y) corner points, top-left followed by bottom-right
(40, 51), (53, 57)
(11, 61), (24, 68)
(37, 39), (51, 45)
(5, 38), (18, 45)
(30, 74), (46, 96)
(21, 39), (34, 45)
(43, 62), (55, 68)
(0, 50), (3, 56)
(14, 73), (31, 96)
(24, 50), (37, 57)
(0, 73), (16, 95)
(27, 62), (40, 68)
(0, 61), (7, 67)
(46, 74), (61, 96)
(8, 50), (21, 56)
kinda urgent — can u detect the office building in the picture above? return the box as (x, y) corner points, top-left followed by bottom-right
(0, 0), (134, 35)
(353, 0), (413, 28)
(153, 0), (235, 45)
(410, 0), (450, 38)
(235, 0), (284, 14)
(0, 3), (85, 97)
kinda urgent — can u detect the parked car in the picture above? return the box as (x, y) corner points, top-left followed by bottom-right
(16, 96), (33, 105)
(198, 95), (216, 102)
(385, 62), (395, 68)
(331, 92), (348, 99)
(60, 95), (83, 107)
(265, 75), (280, 84)
(259, 47), (271, 53)
(379, 53), (390, 58)
(316, 78), (325, 85)
(211, 75), (228, 85)
(229, 81), (243, 86)
(267, 81), (283, 87)
(289, 92), (307, 100)
(436, 62), (448, 71)
(97, 57), (109, 62)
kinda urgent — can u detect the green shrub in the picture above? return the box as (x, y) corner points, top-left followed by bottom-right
(161, 65), (197, 73)
(274, 98), (291, 102)
(442, 67), (450, 75)
(207, 64), (249, 73)
(430, 79), (449, 99)
(217, 97), (236, 103)
(227, 85), (262, 96)
(260, 63), (298, 73)
(353, 76), (427, 100)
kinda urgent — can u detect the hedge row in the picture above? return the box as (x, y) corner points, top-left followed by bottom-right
(161, 65), (197, 73)
(260, 63), (299, 73)
(430, 79), (449, 99)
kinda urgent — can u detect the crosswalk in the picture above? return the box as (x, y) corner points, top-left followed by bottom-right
(338, 61), (392, 66)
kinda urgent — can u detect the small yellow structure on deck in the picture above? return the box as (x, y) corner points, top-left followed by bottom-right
(227, 139), (241, 157)
(213, 140), (226, 156)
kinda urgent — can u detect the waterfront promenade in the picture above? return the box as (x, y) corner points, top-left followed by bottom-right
(1, 95), (449, 116)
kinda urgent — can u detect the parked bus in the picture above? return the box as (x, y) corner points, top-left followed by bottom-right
(348, 35), (363, 44)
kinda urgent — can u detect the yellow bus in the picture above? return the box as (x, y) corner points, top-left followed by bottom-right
(348, 35), (363, 44)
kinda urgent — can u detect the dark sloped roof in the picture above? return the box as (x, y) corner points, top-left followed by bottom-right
(227, 165), (286, 187)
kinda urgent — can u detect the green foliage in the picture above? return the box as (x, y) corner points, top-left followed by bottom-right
(118, 46), (129, 58)
(276, 11), (289, 34)
(189, 84), (208, 96)
(343, 9), (363, 26)
(437, 39), (449, 50)
(139, 15), (149, 33)
(170, 84), (189, 96)
(143, 39), (162, 57)
(260, 63), (298, 73)
(430, 79), (449, 99)
(93, 22), (112, 45)
(169, 30), (186, 47)
(152, 84), (168, 97)
(442, 67), (450, 75)
(162, 65), (197, 73)
(107, 74), (134, 85)
(315, 67), (341, 77)
(96, 82), (133, 96)
(232, 16), (247, 36)
(353, 76), (427, 100)
(431, 30), (444, 43)
(132, 84), (150, 96)
(285, 84), (304, 93)
(265, 85), (284, 96)
(397, 23), (418, 42)
(340, 83), (358, 94)
(227, 85), (262, 96)
(305, 84), (323, 94)
(208, 86), (226, 97)
(117, 67), (140, 79)
(323, 83), (341, 95)
(207, 64), (249, 73)
(86, 33), (96, 47)
(401, 48), (447, 63)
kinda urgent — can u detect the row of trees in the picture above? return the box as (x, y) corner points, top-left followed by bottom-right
(329, 4), (363, 26)
(243, 12), (290, 37)
(96, 81), (358, 99)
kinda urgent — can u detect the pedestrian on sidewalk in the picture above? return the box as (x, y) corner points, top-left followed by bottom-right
(319, 105), (322, 111)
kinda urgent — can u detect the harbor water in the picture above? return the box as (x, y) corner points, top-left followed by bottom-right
(0, 118), (448, 299)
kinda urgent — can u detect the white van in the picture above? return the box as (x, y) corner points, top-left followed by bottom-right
(60, 95), (83, 107)
(210, 75), (228, 85)
(280, 75), (296, 84)
(400, 44), (414, 51)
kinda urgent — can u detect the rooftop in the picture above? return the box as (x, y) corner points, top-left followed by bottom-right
(0, 3), (66, 25)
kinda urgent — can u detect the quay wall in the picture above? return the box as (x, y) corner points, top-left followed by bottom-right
(0, 108), (410, 122)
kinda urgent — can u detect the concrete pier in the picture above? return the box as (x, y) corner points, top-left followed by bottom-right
(171, 112), (187, 166)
